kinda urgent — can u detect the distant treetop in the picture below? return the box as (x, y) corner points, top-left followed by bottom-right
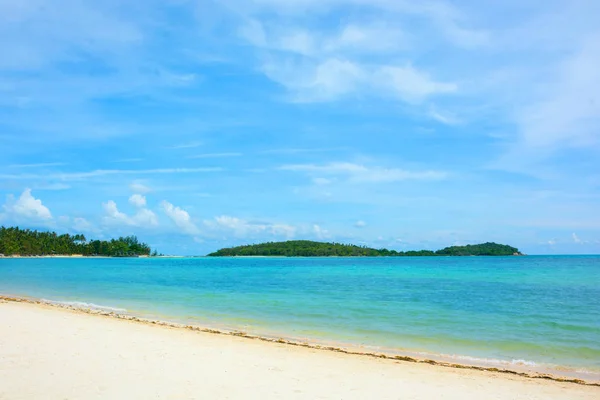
(0, 226), (156, 257)
(207, 240), (522, 257)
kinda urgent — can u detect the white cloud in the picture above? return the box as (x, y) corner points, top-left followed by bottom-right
(235, 2), (462, 106)
(281, 162), (447, 182)
(205, 215), (297, 238)
(0, 1), (142, 71)
(103, 200), (129, 224)
(239, 19), (267, 47)
(2, 48), (201, 147)
(278, 30), (315, 56)
(168, 141), (203, 149)
(236, 0), (485, 50)
(428, 106), (461, 125)
(433, 15), (489, 49)
(312, 177), (332, 185)
(8, 162), (66, 168)
(2, 188), (52, 220)
(262, 56), (456, 103)
(114, 158), (143, 163)
(72, 217), (93, 233)
(324, 24), (407, 54)
(311, 59), (364, 99)
(161, 201), (200, 235)
(376, 65), (457, 103)
(187, 152), (242, 159)
(0, 168), (223, 182)
(0, 0), (189, 146)
(354, 220), (367, 228)
(518, 36), (600, 151)
(32, 183), (71, 191)
(132, 209), (158, 227)
(129, 194), (147, 208)
(262, 57), (363, 101)
(129, 181), (151, 193)
(572, 233), (588, 244)
(239, 21), (315, 56)
(103, 200), (158, 228)
(313, 224), (330, 239)
(260, 147), (344, 155)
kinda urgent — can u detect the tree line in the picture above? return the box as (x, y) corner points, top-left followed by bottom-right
(207, 240), (522, 257)
(0, 226), (155, 257)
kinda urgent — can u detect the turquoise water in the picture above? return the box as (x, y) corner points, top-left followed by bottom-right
(1, 256), (599, 379)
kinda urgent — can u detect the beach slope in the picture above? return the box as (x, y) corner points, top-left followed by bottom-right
(0, 301), (597, 399)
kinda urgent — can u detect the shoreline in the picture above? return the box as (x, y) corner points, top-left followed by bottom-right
(0, 255), (145, 259)
(1, 295), (597, 387)
(5, 300), (599, 399)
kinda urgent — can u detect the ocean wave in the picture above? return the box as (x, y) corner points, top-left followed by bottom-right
(509, 359), (538, 367)
(41, 299), (127, 313)
(428, 353), (541, 368)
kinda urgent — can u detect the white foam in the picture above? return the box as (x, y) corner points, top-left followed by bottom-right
(41, 299), (127, 313)
(510, 359), (538, 367)
(423, 352), (540, 369)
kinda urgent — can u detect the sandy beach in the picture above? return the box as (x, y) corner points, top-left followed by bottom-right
(0, 300), (597, 399)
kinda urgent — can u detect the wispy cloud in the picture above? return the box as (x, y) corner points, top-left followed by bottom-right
(376, 65), (457, 104)
(520, 36), (600, 148)
(488, 33), (600, 174)
(8, 162), (66, 168)
(312, 224), (330, 239)
(261, 58), (457, 103)
(204, 215), (297, 238)
(0, 0), (204, 145)
(113, 158), (144, 163)
(0, 168), (224, 181)
(72, 217), (95, 233)
(168, 141), (203, 149)
(428, 107), (461, 125)
(260, 147), (346, 154)
(187, 152), (242, 159)
(32, 183), (71, 191)
(571, 232), (591, 244)
(235, 1), (463, 106)
(129, 181), (151, 194)
(281, 162), (447, 183)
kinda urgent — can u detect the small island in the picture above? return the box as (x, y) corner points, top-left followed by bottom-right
(0, 226), (156, 257)
(208, 240), (523, 257)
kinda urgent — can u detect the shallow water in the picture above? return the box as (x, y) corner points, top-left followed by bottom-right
(1, 256), (599, 379)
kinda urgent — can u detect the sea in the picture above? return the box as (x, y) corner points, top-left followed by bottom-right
(1, 256), (599, 381)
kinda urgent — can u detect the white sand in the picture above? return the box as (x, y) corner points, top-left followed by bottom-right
(0, 301), (598, 400)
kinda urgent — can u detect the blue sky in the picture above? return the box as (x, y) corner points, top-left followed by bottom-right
(1, 0), (599, 255)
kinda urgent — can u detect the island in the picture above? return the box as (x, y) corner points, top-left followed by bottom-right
(0, 226), (156, 257)
(207, 240), (523, 257)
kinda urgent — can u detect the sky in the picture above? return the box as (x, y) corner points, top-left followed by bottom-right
(1, 0), (599, 255)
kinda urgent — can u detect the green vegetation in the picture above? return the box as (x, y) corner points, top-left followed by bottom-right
(207, 240), (522, 257)
(0, 226), (155, 257)
(435, 242), (521, 256)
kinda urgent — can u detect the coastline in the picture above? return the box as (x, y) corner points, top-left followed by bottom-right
(1, 255), (108, 258)
(1, 295), (598, 387)
(0, 255), (198, 259)
(2, 299), (598, 400)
